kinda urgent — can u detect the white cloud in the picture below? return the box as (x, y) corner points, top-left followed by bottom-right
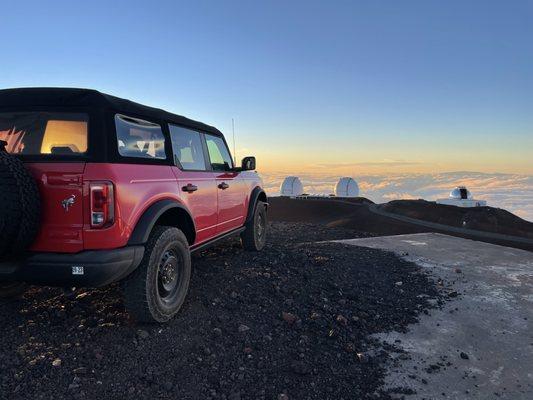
(312, 160), (423, 168)
(260, 171), (533, 222)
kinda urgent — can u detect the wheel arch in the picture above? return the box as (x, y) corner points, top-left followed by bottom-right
(245, 187), (268, 225)
(127, 199), (196, 246)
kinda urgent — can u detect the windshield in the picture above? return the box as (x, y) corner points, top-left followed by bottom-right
(0, 112), (88, 155)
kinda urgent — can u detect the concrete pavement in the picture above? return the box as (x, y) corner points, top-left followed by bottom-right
(336, 233), (533, 399)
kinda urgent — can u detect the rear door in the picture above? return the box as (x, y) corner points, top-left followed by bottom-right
(168, 124), (218, 244)
(0, 112), (89, 252)
(27, 163), (86, 252)
(204, 133), (247, 234)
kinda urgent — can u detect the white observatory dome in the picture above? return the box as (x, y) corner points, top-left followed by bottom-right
(334, 177), (360, 198)
(280, 176), (304, 197)
(449, 186), (472, 200)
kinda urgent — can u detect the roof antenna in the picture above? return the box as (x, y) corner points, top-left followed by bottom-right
(232, 118), (237, 164)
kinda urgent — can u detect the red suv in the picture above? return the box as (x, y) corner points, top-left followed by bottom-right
(0, 88), (268, 323)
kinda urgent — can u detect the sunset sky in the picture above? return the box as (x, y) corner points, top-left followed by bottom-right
(1, 0), (532, 176)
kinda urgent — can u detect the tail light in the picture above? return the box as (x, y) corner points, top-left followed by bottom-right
(90, 181), (114, 228)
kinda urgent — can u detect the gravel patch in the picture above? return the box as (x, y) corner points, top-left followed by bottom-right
(0, 222), (441, 400)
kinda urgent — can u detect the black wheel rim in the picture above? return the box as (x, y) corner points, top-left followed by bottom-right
(256, 212), (266, 245)
(157, 249), (181, 305)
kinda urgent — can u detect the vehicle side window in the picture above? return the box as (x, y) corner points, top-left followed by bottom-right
(205, 134), (233, 171)
(168, 125), (207, 171)
(115, 114), (166, 159)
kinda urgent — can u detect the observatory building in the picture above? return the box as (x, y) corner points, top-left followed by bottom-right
(334, 177), (360, 198)
(280, 176), (304, 197)
(436, 186), (487, 208)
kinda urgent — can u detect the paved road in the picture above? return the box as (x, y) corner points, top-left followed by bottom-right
(336, 233), (533, 400)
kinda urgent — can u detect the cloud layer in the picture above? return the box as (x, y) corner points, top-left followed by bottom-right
(261, 171), (533, 222)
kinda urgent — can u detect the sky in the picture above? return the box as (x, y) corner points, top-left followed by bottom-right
(1, 1), (533, 219)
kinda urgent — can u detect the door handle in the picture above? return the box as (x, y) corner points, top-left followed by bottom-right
(218, 182), (229, 190)
(182, 183), (198, 193)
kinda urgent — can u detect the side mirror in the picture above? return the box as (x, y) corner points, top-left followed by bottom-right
(241, 156), (256, 171)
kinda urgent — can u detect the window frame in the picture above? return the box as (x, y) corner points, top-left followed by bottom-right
(111, 113), (172, 165)
(204, 132), (235, 172)
(168, 123), (212, 172)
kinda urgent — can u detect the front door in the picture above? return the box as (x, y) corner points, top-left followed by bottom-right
(204, 134), (247, 234)
(169, 125), (218, 244)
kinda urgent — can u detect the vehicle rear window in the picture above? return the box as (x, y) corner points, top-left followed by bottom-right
(0, 112), (88, 155)
(115, 114), (166, 159)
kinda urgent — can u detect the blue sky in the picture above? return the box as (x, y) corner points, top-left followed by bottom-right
(2, 0), (532, 173)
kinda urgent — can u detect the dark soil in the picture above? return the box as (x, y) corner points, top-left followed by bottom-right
(380, 200), (533, 239)
(0, 222), (441, 400)
(269, 197), (533, 251)
(269, 197), (429, 236)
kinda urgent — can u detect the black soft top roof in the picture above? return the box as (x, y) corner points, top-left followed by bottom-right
(0, 87), (222, 136)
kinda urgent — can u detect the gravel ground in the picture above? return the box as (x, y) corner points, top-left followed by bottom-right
(0, 222), (441, 400)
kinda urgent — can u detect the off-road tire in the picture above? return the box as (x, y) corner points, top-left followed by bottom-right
(241, 201), (267, 251)
(0, 150), (40, 259)
(122, 226), (191, 323)
(0, 282), (27, 299)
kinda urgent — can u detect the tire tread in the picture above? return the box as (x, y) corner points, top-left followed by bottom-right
(123, 226), (190, 323)
(0, 152), (40, 260)
(241, 201), (267, 251)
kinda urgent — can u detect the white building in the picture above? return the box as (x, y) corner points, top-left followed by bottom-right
(334, 177), (360, 198)
(280, 176), (304, 197)
(436, 186), (487, 207)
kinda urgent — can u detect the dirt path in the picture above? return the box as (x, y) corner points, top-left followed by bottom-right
(368, 204), (533, 248)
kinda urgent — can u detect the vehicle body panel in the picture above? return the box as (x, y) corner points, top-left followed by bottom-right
(172, 167), (218, 244)
(83, 163), (181, 250)
(214, 171), (248, 234)
(26, 162), (86, 253)
(21, 163), (263, 254)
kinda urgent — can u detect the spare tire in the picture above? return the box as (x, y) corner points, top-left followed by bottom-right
(0, 140), (41, 260)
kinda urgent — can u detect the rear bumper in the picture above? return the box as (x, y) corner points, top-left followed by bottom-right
(0, 246), (144, 287)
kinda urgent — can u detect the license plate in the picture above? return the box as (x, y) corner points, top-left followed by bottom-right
(72, 266), (84, 275)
